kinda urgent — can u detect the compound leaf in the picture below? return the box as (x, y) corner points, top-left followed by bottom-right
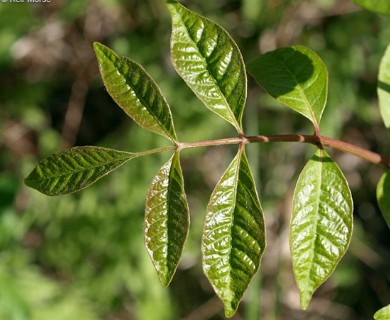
(167, 1), (247, 133)
(376, 171), (390, 229)
(354, 0), (390, 15)
(202, 147), (265, 318)
(145, 151), (189, 287)
(248, 46), (328, 130)
(290, 149), (353, 310)
(374, 304), (390, 320)
(378, 44), (390, 133)
(93, 42), (177, 142)
(25, 146), (135, 196)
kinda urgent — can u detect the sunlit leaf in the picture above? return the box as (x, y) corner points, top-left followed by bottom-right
(167, 1), (247, 133)
(145, 151), (189, 287)
(93, 42), (177, 142)
(378, 44), (390, 133)
(25, 146), (136, 196)
(248, 46), (328, 129)
(290, 149), (353, 310)
(354, 0), (390, 15)
(374, 304), (390, 320)
(202, 147), (265, 318)
(376, 171), (390, 229)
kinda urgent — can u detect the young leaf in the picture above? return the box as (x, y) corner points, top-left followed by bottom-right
(24, 146), (136, 196)
(167, 1), (247, 133)
(202, 147), (266, 318)
(374, 304), (390, 320)
(376, 171), (390, 229)
(93, 42), (177, 142)
(354, 0), (390, 15)
(378, 44), (390, 133)
(290, 149), (353, 310)
(248, 46), (328, 130)
(145, 151), (189, 287)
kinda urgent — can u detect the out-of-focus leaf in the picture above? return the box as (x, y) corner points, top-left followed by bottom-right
(376, 171), (390, 229)
(93, 42), (177, 142)
(290, 149), (353, 310)
(378, 44), (390, 133)
(202, 147), (265, 318)
(374, 304), (390, 319)
(248, 46), (328, 129)
(354, 0), (390, 15)
(25, 146), (135, 196)
(145, 151), (189, 287)
(167, 1), (247, 133)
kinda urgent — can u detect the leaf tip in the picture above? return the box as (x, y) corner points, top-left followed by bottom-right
(24, 168), (40, 192)
(92, 41), (104, 55)
(222, 299), (239, 318)
(299, 289), (313, 310)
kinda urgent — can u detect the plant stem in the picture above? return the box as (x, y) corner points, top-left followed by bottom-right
(178, 134), (390, 168)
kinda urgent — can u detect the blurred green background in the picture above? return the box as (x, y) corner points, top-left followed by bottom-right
(1, 0), (390, 319)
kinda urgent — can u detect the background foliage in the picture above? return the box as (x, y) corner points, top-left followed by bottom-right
(1, 0), (390, 319)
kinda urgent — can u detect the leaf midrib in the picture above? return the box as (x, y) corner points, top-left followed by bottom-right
(278, 53), (319, 128)
(166, 153), (179, 266)
(227, 148), (243, 290)
(307, 149), (323, 287)
(116, 57), (176, 141)
(98, 45), (176, 142)
(29, 155), (132, 182)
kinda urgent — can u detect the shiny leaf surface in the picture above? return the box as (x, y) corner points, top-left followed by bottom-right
(248, 46), (328, 129)
(378, 44), (390, 133)
(376, 171), (390, 229)
(202, 148), (265, 317)
(93, 42), (177, 142)
(290, 149), (353, 309)
(167, 1), (247, 133)
(145, 152), (189, 287)
(374, 304), (390, 320)
(354, 0), (390, 15)
(25, 146), (135, 196)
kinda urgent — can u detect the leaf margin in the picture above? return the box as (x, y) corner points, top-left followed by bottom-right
(93, 41), (178, 142)
(167, 0), (247, 134)
(24, 146), (136, 196)
(247, 45), (328, 130)
(290, 148), (353, 310)
(201, 146), (266, 318)
(144, 150), (190, 287)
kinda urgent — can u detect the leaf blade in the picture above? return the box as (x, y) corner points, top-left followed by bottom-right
(374, 304), (390, 320)
(167, 1), (247, 133)
(378, 44), (390, 134)
(202, 148), (266, 317)
(93, 42), (177, 142)
(24, 146), (135, 196)
(376, 171), (390, 229)
(354, 0), (390, 15)
(145, 151), (189, 287)
(290, 149), (353, 309)
(248, 46), (328, 128)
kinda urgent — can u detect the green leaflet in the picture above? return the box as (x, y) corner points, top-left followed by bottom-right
(167, 1), (247, 133)
(145, 151), (189, 287)
(93, 42), (177, 142)
(24, 146), (135, 196)
(378, 44), (390, 134)
(290, 149), (353, 310)
(354, 0), (390, 15)
(374, 304), (390, 320)
(376, 171), (390, 229)
(248, 46), (328, 130)
(202, 148), (265, 318)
